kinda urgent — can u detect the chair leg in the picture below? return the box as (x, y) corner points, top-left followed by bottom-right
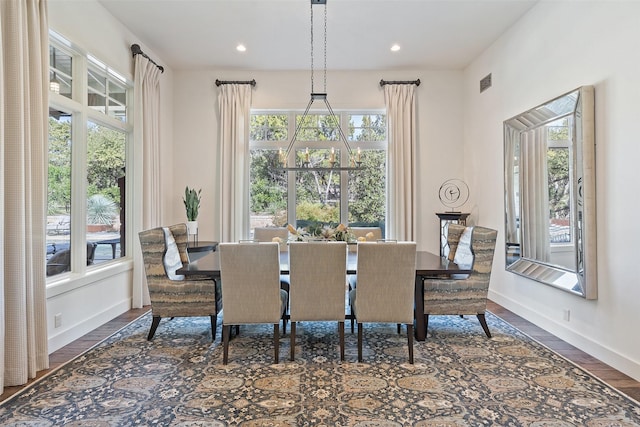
(424, 314), (430, 338)
(338, 321), (345, 361)
(147, 315), (161, 340)
(290, 322), (297, 361)
(407, 323), (414, 364)
(210, 315), (217, 341)
(274, 323), (280, 364)
(397, 323), (401, 334)
(222, 325), (231, 364)
(477, 314), (492, 338)
(357, 323), (363, 363)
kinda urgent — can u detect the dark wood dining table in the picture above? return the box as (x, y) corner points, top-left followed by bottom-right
(177, 250), (471, 341)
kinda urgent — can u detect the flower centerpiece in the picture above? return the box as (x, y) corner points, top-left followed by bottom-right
(286, 222), (374, 243)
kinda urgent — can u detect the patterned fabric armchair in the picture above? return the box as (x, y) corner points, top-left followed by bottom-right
(422, 224), (498, 338)
(139, 223), (222, 341)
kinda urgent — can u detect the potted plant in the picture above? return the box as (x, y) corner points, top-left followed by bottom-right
(87, 194), (117, 232)
(183, 186), (201, 236)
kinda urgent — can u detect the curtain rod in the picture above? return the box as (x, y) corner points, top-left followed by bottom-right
(379, 79), (421, 87)
(215, 79), (257, 87)
(130, 44), (164, 73)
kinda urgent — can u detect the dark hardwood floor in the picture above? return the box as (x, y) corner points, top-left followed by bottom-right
(2, 302), (639, 403)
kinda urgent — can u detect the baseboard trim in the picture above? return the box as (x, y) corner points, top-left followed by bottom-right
(47, 299), (132, 353)
(489, 290), (640, 382)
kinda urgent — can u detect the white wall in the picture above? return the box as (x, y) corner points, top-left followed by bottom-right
(171, 68), (465, 252)
(47, 0), (174, 351)
(464, 1), (640, 380)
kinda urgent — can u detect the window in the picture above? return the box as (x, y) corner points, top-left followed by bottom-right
(547, 118), (572, 245)
(47, 33), (131, 279)
(249, 111), (386, 236)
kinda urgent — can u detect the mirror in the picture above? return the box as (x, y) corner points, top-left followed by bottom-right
(504, 86), (597, 299)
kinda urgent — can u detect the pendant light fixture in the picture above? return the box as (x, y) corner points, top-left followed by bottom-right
(278, 0), (363, 171)
(50, 48), (61, 94)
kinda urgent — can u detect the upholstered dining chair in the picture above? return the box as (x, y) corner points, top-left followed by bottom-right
(138, 223), (222, 341)
(254, 227), (289, 252)
(288, 241), (347, 361)
(347, 227), (383, 332)
(349, 241), (417, 364)
(422, 224), (498, 338)
(218, 241), (288, 364)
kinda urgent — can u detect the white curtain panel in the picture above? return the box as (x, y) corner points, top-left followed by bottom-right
(384, 84), (417, 241)
(521, 127), (551, 262)
(217, 84), (252, 243)
(505, 126), (519, 244)
(131, 54), (162, 308)
(0, 0), (50, 391)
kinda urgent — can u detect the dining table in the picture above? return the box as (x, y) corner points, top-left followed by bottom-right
(176, 249), (471, 341)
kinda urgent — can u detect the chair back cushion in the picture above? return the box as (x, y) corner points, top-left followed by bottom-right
(219, 242), (283, 324)
(168, 223), (190, 263)
(452, 226), (474, 268)
(289, 241), (347, 321)
(355, 241), (416, 323)
(162, 227), (185, 280)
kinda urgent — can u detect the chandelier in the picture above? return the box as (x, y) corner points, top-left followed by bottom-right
(278, 0), (363, 171)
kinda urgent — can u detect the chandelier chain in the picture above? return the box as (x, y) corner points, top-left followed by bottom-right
(323, 4), (327, 93)
(310, 1), (314, 93)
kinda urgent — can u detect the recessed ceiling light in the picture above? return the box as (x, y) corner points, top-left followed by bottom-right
(236, 44), (246, 52)
(390, 44), (401, 52)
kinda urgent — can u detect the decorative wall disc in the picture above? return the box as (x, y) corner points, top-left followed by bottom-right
(438, 179), (469, 210)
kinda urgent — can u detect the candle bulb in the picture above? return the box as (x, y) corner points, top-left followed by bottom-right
(330, 147), (335, 163)
(279, 148), (285, 165)
(357, 147), (361, 162)
(305, 147), (310, 163)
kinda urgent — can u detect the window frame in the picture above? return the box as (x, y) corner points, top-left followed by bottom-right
(249, 109), (387, 232)
(47, 32), (133, 286)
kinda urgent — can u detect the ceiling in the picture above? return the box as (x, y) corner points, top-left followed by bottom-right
(97, 0), (538, 72)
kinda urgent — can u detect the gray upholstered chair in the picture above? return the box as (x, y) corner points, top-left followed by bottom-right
(288, 241), (347, 361)
(422, 224), (498, 338)
(218, 241), (288, 364)
(347, 227), (383, 332)
(138, 223), (222, 341)
(254, 226), (291, 324)
(254, 227), (289, 252)
(348, 226), (383, 252)
(349, 241), (417, 364)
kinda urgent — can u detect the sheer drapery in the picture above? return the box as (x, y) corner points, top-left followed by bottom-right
(132, 53), (162, 308)
(384, 84), (417, 241)
(521, 127), (550, 262)
(217, 84), (252, 243)
(0, 0), (50, 391)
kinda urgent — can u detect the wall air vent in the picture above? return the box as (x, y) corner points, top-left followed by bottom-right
(480, 73), (492, 93)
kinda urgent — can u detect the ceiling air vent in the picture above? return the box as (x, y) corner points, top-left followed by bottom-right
(480, 73), (492, 93)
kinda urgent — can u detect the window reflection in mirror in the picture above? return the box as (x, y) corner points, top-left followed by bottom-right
(504, 86), (597, 299)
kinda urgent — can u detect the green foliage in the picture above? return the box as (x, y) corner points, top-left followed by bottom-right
(87, 194), (117, 225)
(86, 123), (125, 204)
(183, 187), (202, 221)
(296, 201), (339, 223)
(547, 147), (570, 219)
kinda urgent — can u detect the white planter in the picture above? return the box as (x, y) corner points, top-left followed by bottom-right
(186, 220), (198, 236)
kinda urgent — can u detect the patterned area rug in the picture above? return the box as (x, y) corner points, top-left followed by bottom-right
(1, 312), (639, 426)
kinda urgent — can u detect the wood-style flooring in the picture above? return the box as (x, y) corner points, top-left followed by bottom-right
(2, 302), (639, 403)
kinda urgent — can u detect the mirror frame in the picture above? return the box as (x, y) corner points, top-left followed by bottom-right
(503, 86), (597, 299)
